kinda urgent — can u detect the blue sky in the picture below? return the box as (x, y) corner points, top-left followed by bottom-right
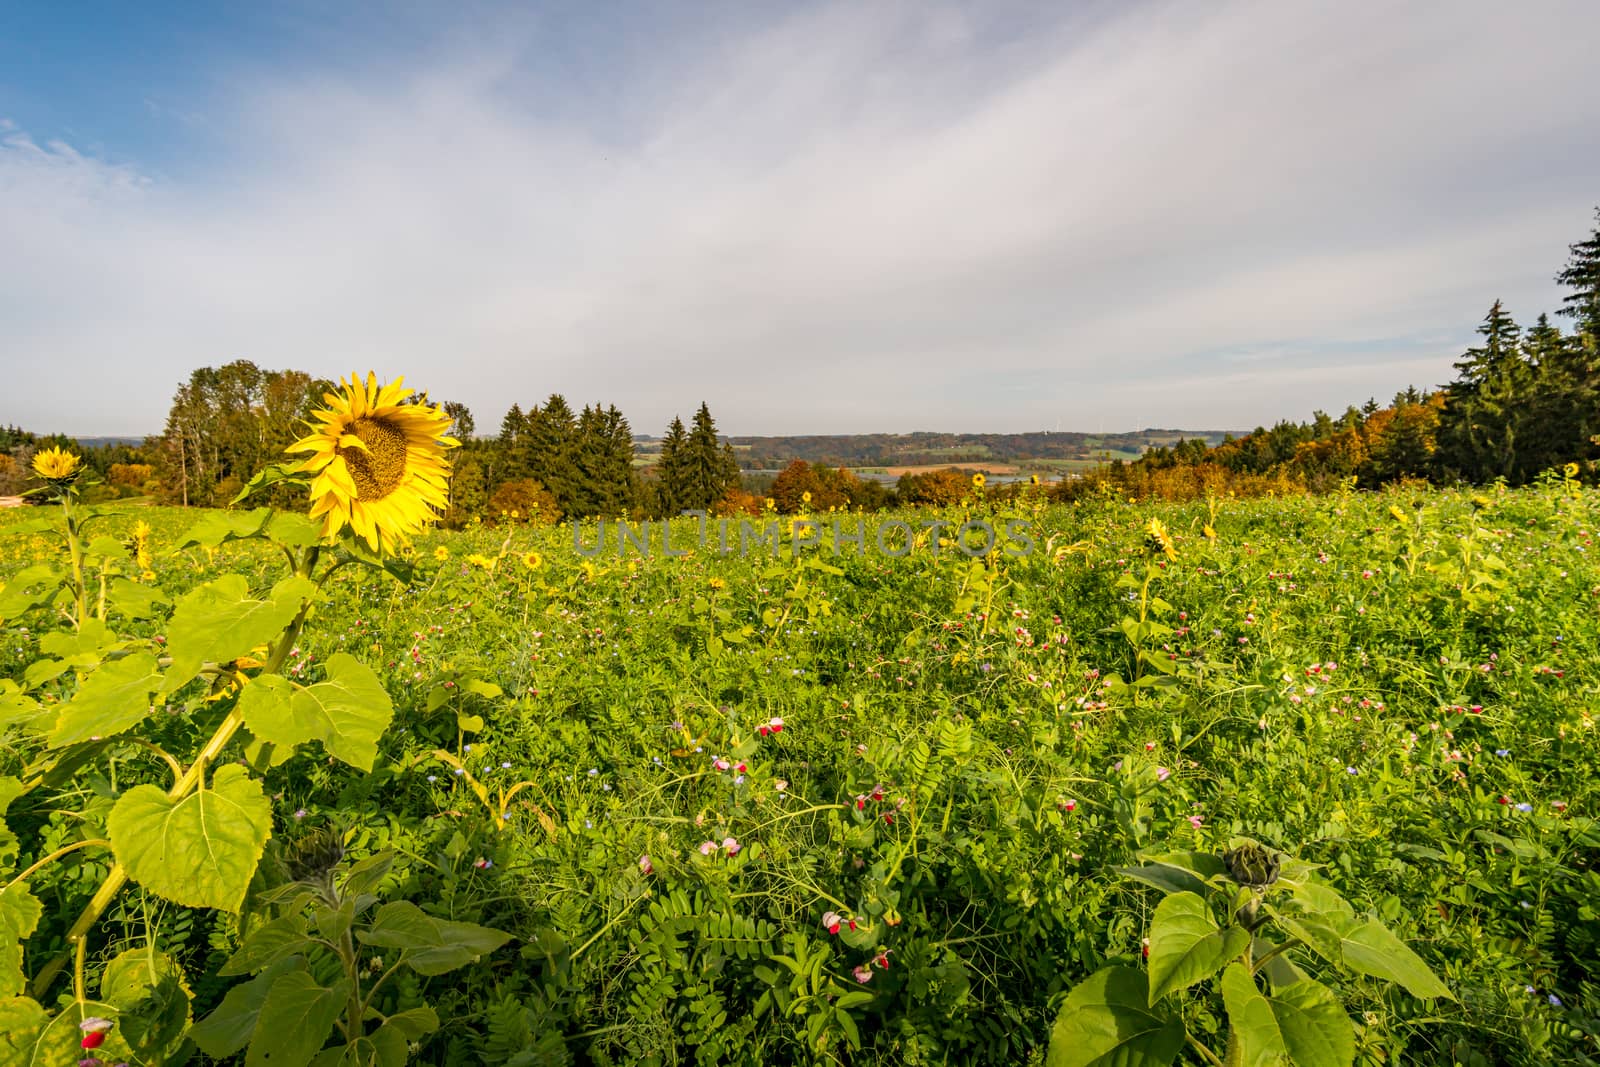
(3, 0), (1598, 437)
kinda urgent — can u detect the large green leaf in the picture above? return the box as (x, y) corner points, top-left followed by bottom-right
(355, 901), (513, 975)
(109, 764), (273, 912)
(0, 996), (137, 1067)
(0, 883), (43, 997)
(1046, 966), (1185, 1067)
(1220, 965), (1353, 1067)
(100, 946), (194, 1061)
(172, 509), (273, 550)
(238, 654), (394, 771)
(107, 577), (168, 621)
(1275, 889), (1452, 1000)
(1146, 891), (1250, 1005)
(245, 970), (350, 1067)
(0, 776), (23, 866)
(190, 958), (301, 1059)
(0, 564), (65, 621)
(163, 574), (317, 691)
(47, 652), (164, 748)
(0, 685), (48, 736)
(220, 913), (313, 977)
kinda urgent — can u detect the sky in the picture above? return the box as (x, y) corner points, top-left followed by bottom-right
(2, 0), (1598, 438)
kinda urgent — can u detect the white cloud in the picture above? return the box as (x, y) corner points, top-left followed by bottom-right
(2, 0), (1598, 436)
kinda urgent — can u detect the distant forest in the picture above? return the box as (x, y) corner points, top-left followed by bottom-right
(3, 206), (1597, 515)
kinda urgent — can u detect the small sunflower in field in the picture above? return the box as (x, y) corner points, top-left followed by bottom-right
(130, 520), (154, 570)
(286, 373), (457, 552)
(971, 472), (986, 490)
(31, 446), (82, 487)
(522, 550), (544, 571)
(1143, 517), (1177, 561)
(432, 545), (451, 562)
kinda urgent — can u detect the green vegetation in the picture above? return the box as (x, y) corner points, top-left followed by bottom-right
(2, 468), (1597, 1063)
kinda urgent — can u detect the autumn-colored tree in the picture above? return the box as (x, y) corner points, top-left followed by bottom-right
(895, 468), (972, 506)
(487, 478), (561, 525)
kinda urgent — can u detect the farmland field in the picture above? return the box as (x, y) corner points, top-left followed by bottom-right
(2, 483), (1598, 1065)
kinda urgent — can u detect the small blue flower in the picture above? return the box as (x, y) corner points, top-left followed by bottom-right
(1515, 803), (1532, 813)
(1549, 994), (1563, 1007)
(453, 768), (465, 776)
(1346, 766), (1358, 775)
(587, 768), (599, 777)
(426, 774), (438, 782)
(501, 761), (513, 769)
(1495, 749), (1511, 757)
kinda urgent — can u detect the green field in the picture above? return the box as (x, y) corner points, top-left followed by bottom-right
(2, 484), (1597, 1064)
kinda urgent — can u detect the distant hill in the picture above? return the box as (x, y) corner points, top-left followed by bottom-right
(73, 436), (147, 449)
(634, 429), (1238, 472)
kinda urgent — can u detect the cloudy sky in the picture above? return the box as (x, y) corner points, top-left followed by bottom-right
(2, 0), (1597, 438)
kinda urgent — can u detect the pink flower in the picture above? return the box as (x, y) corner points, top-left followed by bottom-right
(722, 836), (741, 856)
(638, 854), (654, 875)
(712, 757), (731, 771)
(1156, 767), (1170, 782)
(699, 841), (717, 856)
(1187, 815), (1204, 829)
(874, 950), (892, 969)
(823, 911), (843, 935)
(853, 964), (874, 983)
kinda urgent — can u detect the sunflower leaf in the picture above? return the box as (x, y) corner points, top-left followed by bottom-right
(238, 654), (394, 771)
(162, 574), (318, 692)
(109, 764), (272, 912)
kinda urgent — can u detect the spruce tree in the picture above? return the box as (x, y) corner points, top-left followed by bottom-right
(680, 402), (741, 511)
(657, 416), (690, 515)
(528, 395), (577, 510)
(1556, 206), (1600, 339)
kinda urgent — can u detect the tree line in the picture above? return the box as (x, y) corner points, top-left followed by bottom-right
(1065, 207), (1600, 499)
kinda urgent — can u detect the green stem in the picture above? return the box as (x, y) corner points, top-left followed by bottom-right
(62, 495), (88, 628)
(1250, 936), (1300, 975)
(4, 839), (111, 890)
(1187, 1033), (1225, 1067)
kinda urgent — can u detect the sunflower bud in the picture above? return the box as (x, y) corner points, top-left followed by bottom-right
(287, 825), (347, 886)
(1223, 843), (1281, 888)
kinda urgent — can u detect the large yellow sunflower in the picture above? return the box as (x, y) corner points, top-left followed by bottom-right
(286, 373), (457, 552)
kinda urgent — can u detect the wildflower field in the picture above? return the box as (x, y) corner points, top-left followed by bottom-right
(2, 468), (1598, 1064)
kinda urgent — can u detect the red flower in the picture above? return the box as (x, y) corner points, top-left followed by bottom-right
(82, 1033), (106, 1051)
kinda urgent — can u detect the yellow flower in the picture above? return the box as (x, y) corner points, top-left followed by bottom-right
(801, 491), (812, 505)
(31, 446), (82, 484)
(131, 520), (154, 570)
(432, 546), (451, 561)
(1202, 523), (1217, 540)
(765, 498), (777, 512)
(1143, 518), (1177, 561)
(971, 472), (986, 489)
(1029, 474), (1040, 486)
(1564, 462), (1580, 479)
(1470, 494), (1492, 510)
(510, 509), (520, 519)
(708, 577), (726, 590)
(521, 550), (544, 571)
(1387, 504), (1409, 523)
(286, 372), (457, 552)
(467, 553), (495, 569)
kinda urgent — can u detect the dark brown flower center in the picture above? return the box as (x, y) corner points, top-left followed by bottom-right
(339, 416), (408, 500)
